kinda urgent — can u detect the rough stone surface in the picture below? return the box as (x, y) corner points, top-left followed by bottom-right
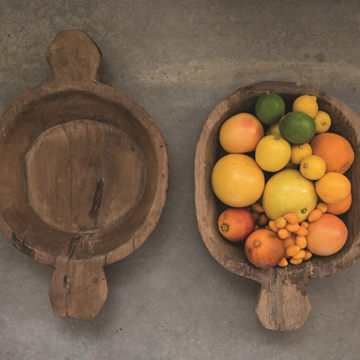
(1, 1), (360, 359)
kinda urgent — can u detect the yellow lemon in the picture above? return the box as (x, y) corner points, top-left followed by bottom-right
(290, 143), (312, 164)
(262, 169), (318, 222)
(300, 155), (326, 180)
(211, 154), (265, 207)
(255, 135), (291, 172)
(266, 123), (282, 137)
(292, 95), (319, 118)
(314, 110), (331, 133)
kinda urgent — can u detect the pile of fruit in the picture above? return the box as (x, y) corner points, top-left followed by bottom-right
(212, 92), (354, 269)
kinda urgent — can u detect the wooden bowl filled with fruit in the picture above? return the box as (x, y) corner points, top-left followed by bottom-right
(195, 81), (360, 330)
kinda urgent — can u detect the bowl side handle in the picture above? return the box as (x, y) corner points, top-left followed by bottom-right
(49, 256), (108, 320)
(255, 270), (311, 331)
(46, 30), (102, 83)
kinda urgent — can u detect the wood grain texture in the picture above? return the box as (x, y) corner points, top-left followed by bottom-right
(0, 31), (169, 320)
(195, 81), (360, 330)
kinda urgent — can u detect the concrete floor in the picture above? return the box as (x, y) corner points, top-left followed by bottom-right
(1, 0), (360, 359)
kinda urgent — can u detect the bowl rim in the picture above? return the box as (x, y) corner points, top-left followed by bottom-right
(0, 79), (169, 267)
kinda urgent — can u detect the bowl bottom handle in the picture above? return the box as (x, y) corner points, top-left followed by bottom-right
(48, 256), (108, 320)
(254, 271), (311, 331)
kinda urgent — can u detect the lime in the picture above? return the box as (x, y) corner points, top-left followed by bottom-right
(279, 111), (316, 144)
(255, 135), (291, 172)
(262, 169), (318, 222)
(255, 91), (285, 126)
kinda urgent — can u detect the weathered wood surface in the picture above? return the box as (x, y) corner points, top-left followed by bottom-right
(0, 31), (169, 320)
(195, 81), (360, 330)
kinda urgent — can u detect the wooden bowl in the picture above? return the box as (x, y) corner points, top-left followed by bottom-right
(0, 31), (168, 320)
(195, 81), (360, 330)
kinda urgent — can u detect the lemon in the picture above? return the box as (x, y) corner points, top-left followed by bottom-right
(279, 111), (316, 144)
(314, 110), (331, 133)
(255, 135), (291, 172)
(262, 169), (318, 222)
(292, 95), (319, 118)
(211, 154), (265, 207)
(290, 143), (312, 164)
(266, 123), (281, 137)
(300, 155), (326, 180)
(255, 91), (285, 125)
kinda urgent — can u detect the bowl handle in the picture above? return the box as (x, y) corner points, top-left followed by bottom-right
(46, 30), (102, 83)
(254, 270), (311, 331)
(48, 256), (108, 320)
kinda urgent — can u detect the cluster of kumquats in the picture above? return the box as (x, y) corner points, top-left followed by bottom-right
(213, 91), (354, 269)
(249, 201), (333, 266)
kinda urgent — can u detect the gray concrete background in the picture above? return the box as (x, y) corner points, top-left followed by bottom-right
(1, 0), (360, 359)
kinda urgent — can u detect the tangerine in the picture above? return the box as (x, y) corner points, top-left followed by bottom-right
(326, 194), (352, 215)
(245, 229), (285, 268)
(315, 172), (351, 204)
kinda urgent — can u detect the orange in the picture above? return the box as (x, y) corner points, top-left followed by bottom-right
(326, 194), (352, 215)
(245, 229), (285, 268)
(306, 213), (348, 256)
(310, 133), (354, 174)
(218, 208), (255, 242)
(315, 172), (351, 204)
(211, 154), (265, 207)
(219, 113), (264, 153)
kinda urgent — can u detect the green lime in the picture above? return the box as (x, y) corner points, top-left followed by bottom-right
(279, 111), (316, 144)
(255, 91), (286, 126)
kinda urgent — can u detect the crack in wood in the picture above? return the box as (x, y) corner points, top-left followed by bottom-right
(88, 178), (104, 226)
(12, 232), (35, 257)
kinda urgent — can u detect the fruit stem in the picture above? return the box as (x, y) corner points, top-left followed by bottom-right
(221, 224), (228, 232)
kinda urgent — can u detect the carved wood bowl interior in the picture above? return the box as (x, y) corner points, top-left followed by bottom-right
(0, 31), (168, 320)
(195, 81), (360, 330)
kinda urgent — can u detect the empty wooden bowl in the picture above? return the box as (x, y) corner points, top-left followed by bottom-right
(195, 81), (360, 330)
(0, 30), (168, 320)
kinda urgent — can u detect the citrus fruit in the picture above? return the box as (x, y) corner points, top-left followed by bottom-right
(300, 155), (326, 180)
(255, 91), (285, 126)
(306, 213), (348, 256)
(326, 193), (352, 215)
(266, 123), (281, 137)
(262, 169), (318, 222)
(255, 135), (291, 172)
(284, 160), (298, 169)
(314, 110), (331, 133)
(218, 208), (255, 242)
(211, 154), (265, 207)
(315, 172), (351, 204)
(290, 143), (312, 164)
(292, 95), (318, 118)
(245, 229), (285, 268)
(310, 133), (354, 174)
(219, 113), (264, 153)
(279, 111), (316, 144)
